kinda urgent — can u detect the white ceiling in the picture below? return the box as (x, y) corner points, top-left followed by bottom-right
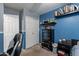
(4, 3), (66, 15)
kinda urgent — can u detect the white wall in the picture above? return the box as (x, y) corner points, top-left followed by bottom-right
(4, 7), (19, 52)
(3, 7), (39, 50)
(0, 3), (4, 53)
(0, 3), (4, 32)
(25, 10), (39, 49)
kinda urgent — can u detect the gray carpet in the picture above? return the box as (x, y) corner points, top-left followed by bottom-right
(20, 44), (57, 56)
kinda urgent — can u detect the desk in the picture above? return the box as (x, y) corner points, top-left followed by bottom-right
(57, 40), (79, 56)
(57, 42), (72, 56)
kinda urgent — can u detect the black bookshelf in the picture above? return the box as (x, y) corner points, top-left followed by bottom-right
(41, 20), (56, 51)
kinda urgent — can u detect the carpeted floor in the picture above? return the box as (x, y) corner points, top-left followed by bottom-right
(20, 44), (57, 56)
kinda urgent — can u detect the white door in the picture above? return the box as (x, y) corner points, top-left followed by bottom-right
(26, 16), (39, 49)
(4, 14), (19, 52)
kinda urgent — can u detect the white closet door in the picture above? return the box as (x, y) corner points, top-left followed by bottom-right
(26, 16), (39, 49)
(4, 14), (19, 52)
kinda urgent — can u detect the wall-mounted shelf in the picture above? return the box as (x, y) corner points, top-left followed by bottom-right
(40, 21), (56, 26)
(54, 4), (79, 18)
(55, 10), (79, 18)
(40, 19), (57, 26)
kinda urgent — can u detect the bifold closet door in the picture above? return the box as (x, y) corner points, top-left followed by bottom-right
(4, 14), (19, 52)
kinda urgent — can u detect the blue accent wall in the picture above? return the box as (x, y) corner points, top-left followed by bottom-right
(22, 32), (26, 49)
(40, 11), (54, 22)
(55, 13), (79, 42)
(40, 3), (79, 43)
(0, 33), (3, 53)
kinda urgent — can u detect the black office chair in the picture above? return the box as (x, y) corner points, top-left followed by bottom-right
(0, 33), (22, 56)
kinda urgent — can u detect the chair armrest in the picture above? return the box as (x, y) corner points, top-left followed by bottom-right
(11, 41), (19, 56)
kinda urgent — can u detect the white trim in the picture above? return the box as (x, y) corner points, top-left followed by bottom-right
(0, 32), (3, 33)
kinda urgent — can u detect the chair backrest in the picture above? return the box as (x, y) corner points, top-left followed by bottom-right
(7, 33), (22, 56)
(12, 33), (22, 56)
